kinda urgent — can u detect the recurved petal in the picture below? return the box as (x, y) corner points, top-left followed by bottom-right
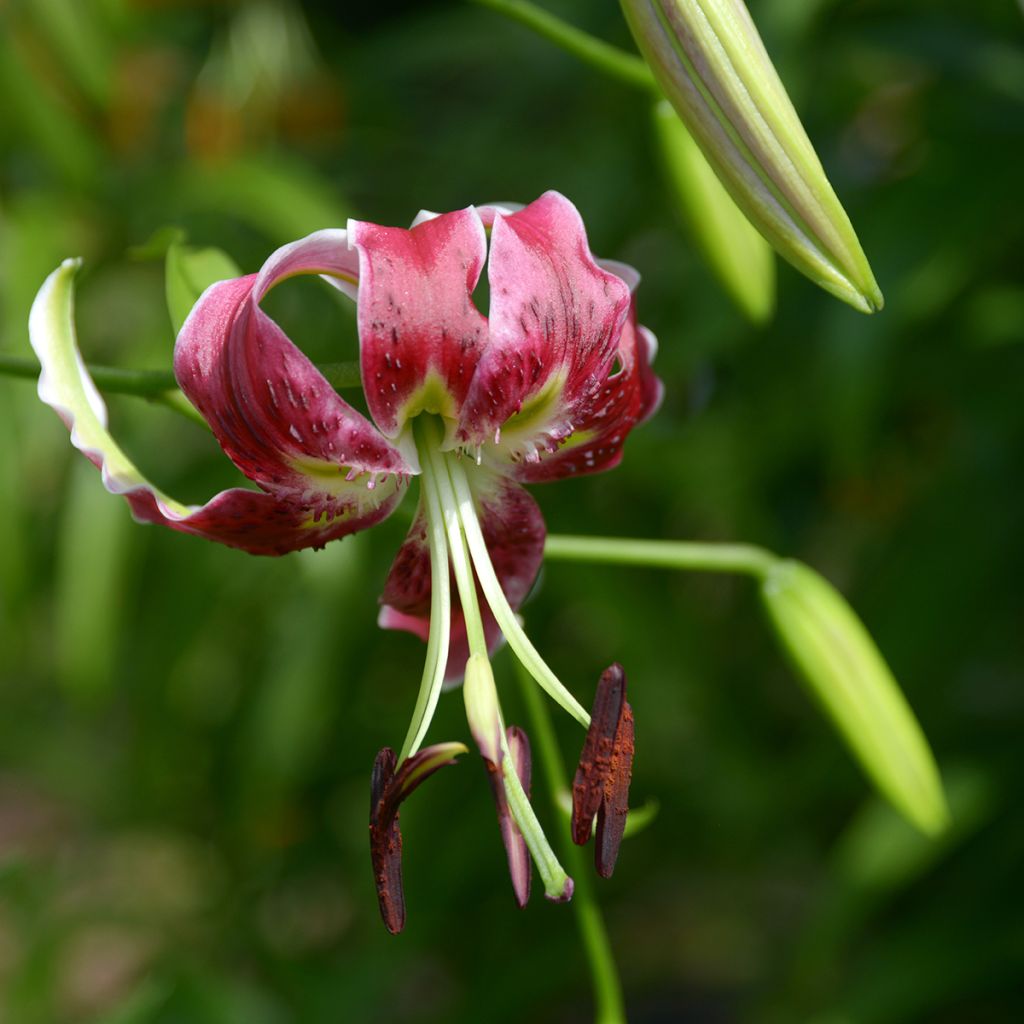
(175, 269), (413, 546)
(29, 260), (398, 557)
(512, 296), (663, 483)
(379, 474), (545, 682)
(252, 227), (360, 301)
(457, 191), (632, 459)
(349, 207), (489, 441)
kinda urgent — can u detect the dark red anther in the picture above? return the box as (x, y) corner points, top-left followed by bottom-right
(369, 747), (405, 934)
(368, 742), (466, 934)
(571, 663), (635, 878)
(480, 726), (533, 908)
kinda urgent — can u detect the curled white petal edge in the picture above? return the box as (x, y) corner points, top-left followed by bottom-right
(30, 258), (202, 522)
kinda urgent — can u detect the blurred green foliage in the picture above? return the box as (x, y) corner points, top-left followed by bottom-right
(1, 1), (1022, 1022)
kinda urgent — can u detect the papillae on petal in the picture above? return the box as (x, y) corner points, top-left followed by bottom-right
(513, 295), (663, 483)
(349, 208), (489, 442)
(458, 192), (632, 461)
(174, 231), (416, 550)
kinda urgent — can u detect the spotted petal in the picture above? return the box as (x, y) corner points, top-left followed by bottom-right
(379, 473), (545, 681)
(349, 208), (489, 442)
(457, 191), (632, 462)
(174, 235), (415, 550)
(513, 295), (663, 483)
(30, 257), (404, 557)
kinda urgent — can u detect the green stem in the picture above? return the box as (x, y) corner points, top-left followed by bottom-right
(514, 659), (627, 1024)
(0, 353), (176, 392)
(544, 534), (777, 579)
(0, 353), (362, 423)
(469, 0), (657, 94)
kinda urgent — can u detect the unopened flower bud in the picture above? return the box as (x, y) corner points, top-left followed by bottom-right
(622, 0), (884, 312)
(761, 560), (948, 835)
(652, 99), (775, 324)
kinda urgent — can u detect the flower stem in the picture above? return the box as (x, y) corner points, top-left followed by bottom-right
(544, 534), (777, 579)
(469, 0), (657, 95)
(0, 353), (362, 424)
(513, 658), (627, 1024)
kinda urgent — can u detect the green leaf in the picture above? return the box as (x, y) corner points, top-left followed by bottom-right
(55, 457), (134, 702)
(761, 560), (949, 836)
(652, 99), (775, 324)
(174, 155), (349, 243)
(165, 241), (241, 335)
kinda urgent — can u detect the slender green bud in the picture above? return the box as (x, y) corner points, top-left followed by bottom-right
(622, 0), (884, 313)
(761, 560), (948, 836)
(653, 99), (775, 324)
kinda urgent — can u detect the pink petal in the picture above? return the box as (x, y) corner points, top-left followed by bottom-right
(379, 475), (545, 681)
(252, 227), (360, 302)
(349, 208), (489, 440)
(512, 297), (663, 483)
(174, 258), (413, 549)
(120, 478), (402, 557)
(457, 191), (632, 459)
(29, 256), (404, 558)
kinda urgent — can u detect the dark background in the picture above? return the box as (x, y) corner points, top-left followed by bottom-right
(1, 1), (1022, 1021)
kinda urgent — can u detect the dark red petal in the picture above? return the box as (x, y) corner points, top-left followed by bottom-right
(350, 208), (489, 439)
(174, 269), (411, 552)
(571, 663), (636, 876)
(122, 479), (398, 556)
(379, 475), (545, 682)
(458, 191), (631, 458)
(513, 298), (663, 484)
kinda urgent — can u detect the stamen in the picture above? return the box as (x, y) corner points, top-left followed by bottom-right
(369, 741), (467, 934)
(463, 625), (570, 903)
(369, 748), (404, 934)
(444, 455), (591, 728)
(571, 664), (635, 878)
(499, 724), (574, 902)
(396, 465), (453, 762)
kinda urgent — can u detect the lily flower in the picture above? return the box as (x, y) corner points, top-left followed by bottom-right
(29, 190), (661, 929)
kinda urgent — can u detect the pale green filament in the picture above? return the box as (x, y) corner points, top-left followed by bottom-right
(444, 454), (591, 729)
(498, 722), (573, 900)
(396, 442), (452, 762)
